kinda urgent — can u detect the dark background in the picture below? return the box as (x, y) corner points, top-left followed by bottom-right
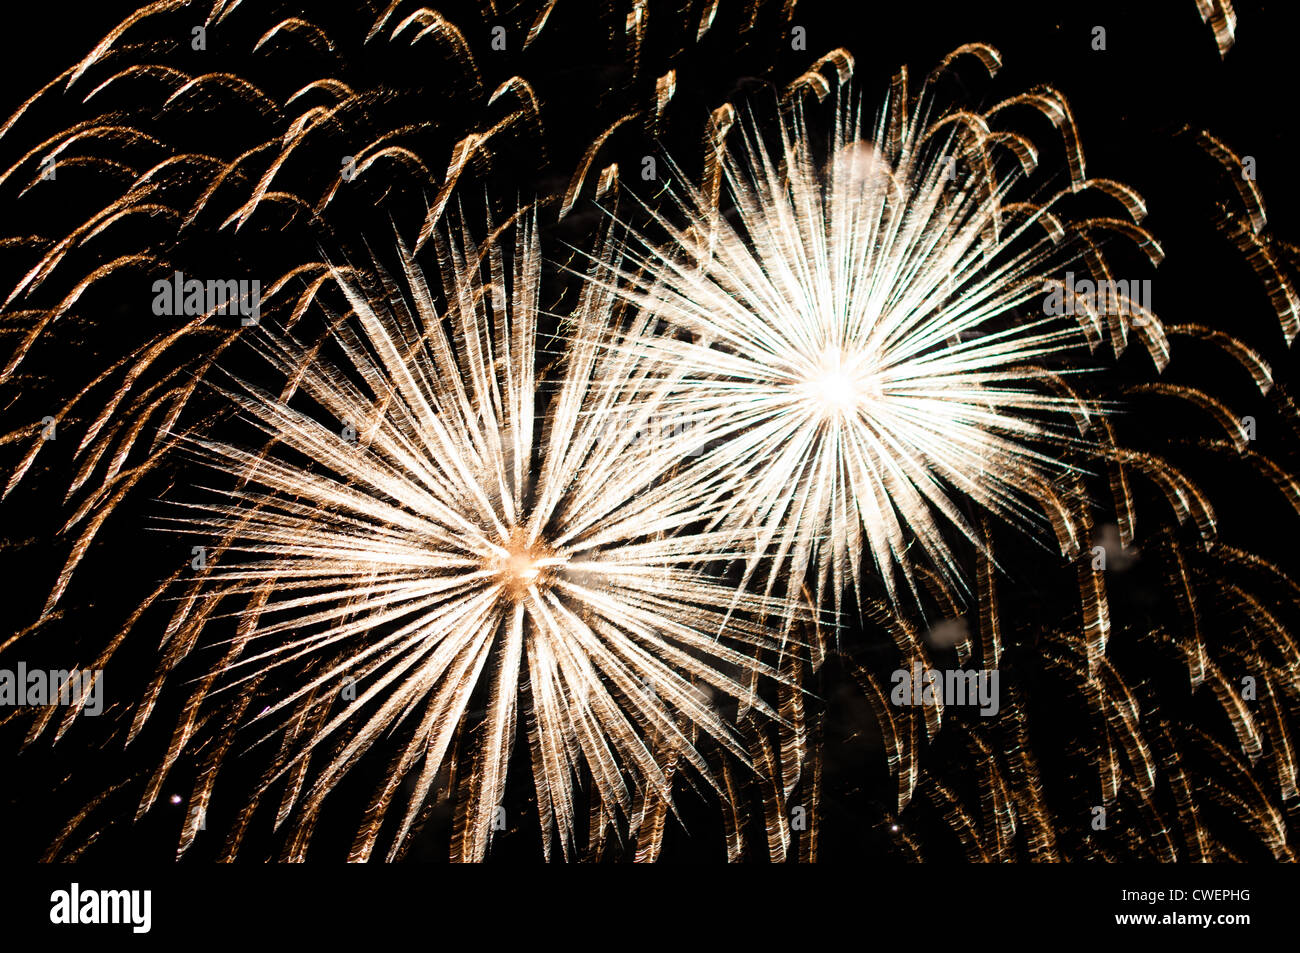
(1, 0), (1298, 863)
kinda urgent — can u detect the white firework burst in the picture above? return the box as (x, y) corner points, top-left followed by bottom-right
(593, 55), (1163, 612)
(162, 210), (796, 861)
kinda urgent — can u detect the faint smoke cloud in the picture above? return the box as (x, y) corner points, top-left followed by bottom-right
(925, 617), (969, 650)
(1093, 523), (1140, 571)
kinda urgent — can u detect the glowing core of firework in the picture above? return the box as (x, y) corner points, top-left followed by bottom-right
(491, 532), (563, 595)
(800, 351), (877, 417)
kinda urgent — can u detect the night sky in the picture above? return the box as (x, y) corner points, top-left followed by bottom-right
(1, 0), (1298, 869)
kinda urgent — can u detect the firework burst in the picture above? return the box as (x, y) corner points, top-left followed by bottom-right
(594, 47), (1165, 612)
(153, 211), (798, 860)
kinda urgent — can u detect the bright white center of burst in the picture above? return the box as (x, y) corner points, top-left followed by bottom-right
(800, 352), (878, 417)
(810, 369), (858, 413)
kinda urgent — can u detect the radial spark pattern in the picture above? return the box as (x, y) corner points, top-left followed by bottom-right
(160, 213), (794, 860)
(598, 49), (1165, 609)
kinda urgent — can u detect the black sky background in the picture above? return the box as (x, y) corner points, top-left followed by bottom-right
(1, 0), (1298, 863)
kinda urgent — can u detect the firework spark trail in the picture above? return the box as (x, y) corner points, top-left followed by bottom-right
(152, 209), (802, 861)
(1196, 0), (1238, 58)
(591, 48), (1165, 614)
